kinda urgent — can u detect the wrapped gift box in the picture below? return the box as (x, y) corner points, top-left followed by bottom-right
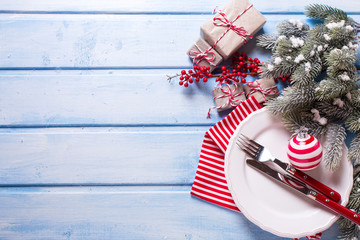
(201, 0), (266, 60)
(213, 83), (246, 111)
(244, 77), (280, 104)
(187, 38), (223, 72)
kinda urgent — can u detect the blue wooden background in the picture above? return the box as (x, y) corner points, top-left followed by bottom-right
(0, 0), (359, 239)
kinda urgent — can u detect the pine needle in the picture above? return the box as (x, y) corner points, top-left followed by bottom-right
(305, 4), (348, 21)
(337, 165), (360, 240)
(346, 110), (360, 132)
(323, 123), (346, 171)
(349, 134), (360, 165)
(256, 33), (279, 51)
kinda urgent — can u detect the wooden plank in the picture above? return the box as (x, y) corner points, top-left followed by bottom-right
(0, 14), (358, 69)
(0, 186), (340, 239)
(0, 70), (230, 126)
(0, 0), (359, 14)
(0, 127), (207, 185)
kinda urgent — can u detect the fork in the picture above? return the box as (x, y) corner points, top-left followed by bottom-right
(237, 134), (342, 203)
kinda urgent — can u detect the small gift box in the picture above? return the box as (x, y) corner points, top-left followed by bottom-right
(213, 83), (246, 111)
(187, 38), (223, 72)
(201, 0), (266, 60)
(244, 77), (280, 104)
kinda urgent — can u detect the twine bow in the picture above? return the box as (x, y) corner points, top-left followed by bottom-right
(246, 80), (279, 101)
(188, 43), (217, 67)
(207, 84), (244, 118)
(212, 4), (253, 43)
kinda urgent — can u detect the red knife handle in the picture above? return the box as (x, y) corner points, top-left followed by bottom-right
(291, 167), (341, 202)
(313, 191), (360, 225)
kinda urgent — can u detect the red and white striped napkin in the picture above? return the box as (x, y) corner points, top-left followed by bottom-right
(191, 96), (261, 211)
(190, 96), (322, 240)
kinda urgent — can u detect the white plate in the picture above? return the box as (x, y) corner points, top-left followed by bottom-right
(224, 108), (353, 238)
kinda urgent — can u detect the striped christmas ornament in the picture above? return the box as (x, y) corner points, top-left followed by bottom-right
(287, 128), (322, 171)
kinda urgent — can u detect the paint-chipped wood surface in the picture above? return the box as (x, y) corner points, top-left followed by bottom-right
(0, 0), (358, 239)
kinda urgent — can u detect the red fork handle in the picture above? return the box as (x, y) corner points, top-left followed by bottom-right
(290, 166), (342, 202)
(313, 191), (360, 225)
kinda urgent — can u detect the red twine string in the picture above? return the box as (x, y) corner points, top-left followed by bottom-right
(212, 4), (254, 47)
(188, 43), (217, 68)
(207, 84), (244, 118)
(189, 4), (254, 70)
(245, 80), (279, 101)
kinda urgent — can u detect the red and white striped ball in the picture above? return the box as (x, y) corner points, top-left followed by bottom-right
(287, 134), (322, 171)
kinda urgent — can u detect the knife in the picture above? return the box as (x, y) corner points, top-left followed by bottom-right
(238, 134), (342, 202)
(273, 159), (341, 202)
(246, 159), (360, 225)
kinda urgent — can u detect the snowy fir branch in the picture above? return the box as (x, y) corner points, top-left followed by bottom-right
(337, 165), (360, 240)
(305, 4), (349, 21)
(277, 19), (309, 38)
(281, 110), (327, 138)
(257, 4), (360, 238)
(317, 98), (353, 122)
(323, 123), (346, 171)
(256, 33), (279, 51)
(346, 110), (360, 132)
(349, 134), (360, 165)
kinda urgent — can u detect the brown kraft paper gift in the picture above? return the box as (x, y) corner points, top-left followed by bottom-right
(213, 83), (246, 111)
(201, 0), (266, 60)
(244, 77), (280, 104)
(187, 38), (223, 72)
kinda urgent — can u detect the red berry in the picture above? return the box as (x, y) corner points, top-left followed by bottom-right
(222, 71), (227, 75)
(179, 76), (184, 80)
(282, 77), (287, 82)
(179, 81), (183, 85)
(184, 82), (189, 87)
(203, 77), (208, 82)
(241, 78), (246, 83)
(185, 75), (190, 80)
(195, 78), (200, 82)
(221, 66), (226, 71)
(181, 70), (186, 75)
(208, 73), (212, 78)
(206, 66), (210, 70)
(248, 57), (253, 62)
(242, 73), (247, 78)
(188, 69), (193, 74)
(189, 78), (194, 83)
(239, 56), (243, 61)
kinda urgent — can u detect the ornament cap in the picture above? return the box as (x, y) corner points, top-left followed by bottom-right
(297, 127), (309, 140)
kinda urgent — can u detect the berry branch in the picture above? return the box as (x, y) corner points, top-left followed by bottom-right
(168, 52), (286, 87)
